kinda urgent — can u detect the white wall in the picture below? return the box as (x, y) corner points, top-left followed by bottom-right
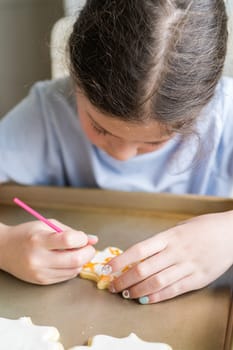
(0, 0), (64, 117)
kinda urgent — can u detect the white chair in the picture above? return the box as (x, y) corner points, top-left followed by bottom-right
(50, 16), (74, 79)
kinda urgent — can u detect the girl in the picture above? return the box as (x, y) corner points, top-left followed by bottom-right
(0, 0), (232, 304)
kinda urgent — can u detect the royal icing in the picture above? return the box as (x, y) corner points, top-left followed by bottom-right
(0, 317), (64, 350)
(68, 333), (173, 350)
(80, 247), (123, 289)
(0, 319), (173, 350)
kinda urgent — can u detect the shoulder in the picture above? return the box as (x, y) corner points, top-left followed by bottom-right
(0, 77), (77, 185)
(217, 76), (233, 94)
(217, 77), (233, 132)
(212, 76), (233, 119)
(0, 77), (75, 156)
(30, 76), (75, 110)
(216, 77), (233, 153)
(1, 77), (77, 138)
(202, 77), (233, 178)
(198, 77), (233, 134)
(33, 76), (73, 97)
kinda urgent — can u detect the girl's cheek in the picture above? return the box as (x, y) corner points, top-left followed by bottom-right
(84, 128), (106, 147)
(79, 120), (98, 143)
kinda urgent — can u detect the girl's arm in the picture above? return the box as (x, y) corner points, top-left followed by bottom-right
(0, 220), (97, 284)
(108, 210), (233, 304)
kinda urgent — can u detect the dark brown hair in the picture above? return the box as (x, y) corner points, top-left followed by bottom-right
(68, 0), (228, 134)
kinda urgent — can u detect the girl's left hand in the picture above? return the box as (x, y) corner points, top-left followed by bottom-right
(107, 210), (233, 304)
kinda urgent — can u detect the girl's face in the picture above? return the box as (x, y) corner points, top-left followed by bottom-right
(77, 91), (173, 161)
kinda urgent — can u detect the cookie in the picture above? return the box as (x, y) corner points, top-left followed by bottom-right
(68, 333), (173, 349)
(80, 246), (124, 289)
(0, 317), (64, 350)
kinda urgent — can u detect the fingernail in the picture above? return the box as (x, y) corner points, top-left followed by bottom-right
(87, 234), (98, 244)
(87, 234), (98, 240)
(108, 283), (116, 293)
(138, 296), (149, 305)
(122, 290), (130, 299)
(101, 264), (112, 275)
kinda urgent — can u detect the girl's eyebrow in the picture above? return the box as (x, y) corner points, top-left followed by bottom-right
(87, 112), (170, 144)
(87, 112), (120, 138)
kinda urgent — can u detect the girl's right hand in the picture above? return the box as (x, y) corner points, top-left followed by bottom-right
(0, 220), (98, 285)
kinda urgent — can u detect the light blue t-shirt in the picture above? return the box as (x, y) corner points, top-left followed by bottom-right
(0, 76), (233, 196)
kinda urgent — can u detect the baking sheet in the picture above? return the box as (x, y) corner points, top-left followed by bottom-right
(0, 184), (232, 350)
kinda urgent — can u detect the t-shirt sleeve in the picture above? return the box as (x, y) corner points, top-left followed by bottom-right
(0, 83), (50, 184)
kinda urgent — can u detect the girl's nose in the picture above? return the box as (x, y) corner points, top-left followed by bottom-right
(108, 143), (138, 161)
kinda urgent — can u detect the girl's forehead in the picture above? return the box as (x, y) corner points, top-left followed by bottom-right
(77, 91), (171, 142)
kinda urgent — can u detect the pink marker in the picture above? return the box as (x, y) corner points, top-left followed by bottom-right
(13, 197), (98, 245)
(13, 197), (63, 232)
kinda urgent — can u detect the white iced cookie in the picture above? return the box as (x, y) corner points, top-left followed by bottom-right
(68, 333), (173, 350)
(80, 247), (125, 289)
(0, 317), (64, 350)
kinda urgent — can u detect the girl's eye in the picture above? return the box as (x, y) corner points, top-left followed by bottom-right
(92, 123), (108, 136)
(148, 142), (161, 146)
(147, 140), (167, 147)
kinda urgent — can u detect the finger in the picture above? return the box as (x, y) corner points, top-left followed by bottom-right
(42, 230), (90, 250)
(137, 271), (199, 304)
(48, 218), (73, 230)
(140, 276), (197, 304)
(129, 263), (194, 299)
(110, 248), (175, 293)
(36, 218), (74, 233)
(49, 219), (98, 244)
(47, 220), (99, 245)
(46, 244), (96, 269)
(31, 267), (82, 285)
(109, 233), (168, 272)
(35, 219), (98, 248)
(87, 234), (99, 245)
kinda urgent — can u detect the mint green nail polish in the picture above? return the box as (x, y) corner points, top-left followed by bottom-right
(139, 296), (149, 305)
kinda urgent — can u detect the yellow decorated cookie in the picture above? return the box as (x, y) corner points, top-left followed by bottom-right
(68, 333), (173, 350)
(80, 247), (123, 289)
